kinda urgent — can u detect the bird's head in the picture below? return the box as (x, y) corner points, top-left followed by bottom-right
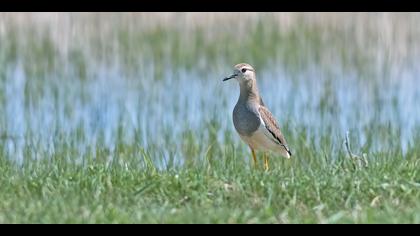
(223, 63), (256, 84)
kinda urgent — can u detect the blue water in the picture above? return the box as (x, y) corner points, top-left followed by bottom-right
(1, 59), (419, 163)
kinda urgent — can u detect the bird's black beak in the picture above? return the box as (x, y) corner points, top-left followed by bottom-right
(223, 74), (237, 81)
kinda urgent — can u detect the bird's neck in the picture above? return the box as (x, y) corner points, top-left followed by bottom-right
(239, 79), (261, 104)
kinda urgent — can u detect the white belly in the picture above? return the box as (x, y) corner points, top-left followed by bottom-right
(239, 124), (277, 151)
(239, 124), (290, 158)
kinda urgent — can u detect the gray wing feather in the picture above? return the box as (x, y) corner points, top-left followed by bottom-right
(260, 97), (265, 106)
(258, 106), (292, 156)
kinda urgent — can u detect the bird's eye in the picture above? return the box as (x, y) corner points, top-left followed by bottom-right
(241, 68), (247, 73)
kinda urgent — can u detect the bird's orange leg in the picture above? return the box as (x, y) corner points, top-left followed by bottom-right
(250, 147), (257, 167)
(264, 152), (269, 171)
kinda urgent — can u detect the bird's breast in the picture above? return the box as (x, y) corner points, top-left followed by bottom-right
(233, 103), (261, 136)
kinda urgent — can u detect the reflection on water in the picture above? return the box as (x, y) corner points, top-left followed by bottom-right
(1, 60), (419, 163)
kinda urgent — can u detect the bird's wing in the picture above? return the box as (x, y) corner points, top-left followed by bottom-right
(258, 106), (292, 156)
(260, 97), (265, 106)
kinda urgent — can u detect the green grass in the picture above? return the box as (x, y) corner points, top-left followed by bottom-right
(0, 132), (419, 223)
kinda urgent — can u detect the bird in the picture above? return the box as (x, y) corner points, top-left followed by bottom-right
(223, 63), (292, 170)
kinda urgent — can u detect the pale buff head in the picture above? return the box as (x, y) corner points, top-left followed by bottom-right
(223, 63), (256, 84)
